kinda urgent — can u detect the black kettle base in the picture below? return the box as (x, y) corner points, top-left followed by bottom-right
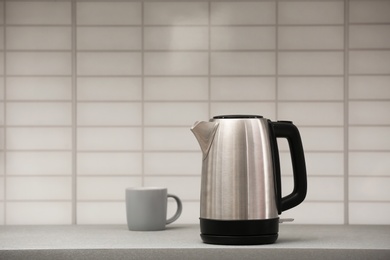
(201, 234), (278, 245)
(200, 218), (279, 245)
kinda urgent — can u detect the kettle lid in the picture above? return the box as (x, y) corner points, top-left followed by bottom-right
(213, 115), (263, 119)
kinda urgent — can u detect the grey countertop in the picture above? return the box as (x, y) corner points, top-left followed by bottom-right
(1, 224), (389, 259)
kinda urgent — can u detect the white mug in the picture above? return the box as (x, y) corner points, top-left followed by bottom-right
(125, 187), (182, 231)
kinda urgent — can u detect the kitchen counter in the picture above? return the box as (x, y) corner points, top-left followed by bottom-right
(0, 224), (389, 260)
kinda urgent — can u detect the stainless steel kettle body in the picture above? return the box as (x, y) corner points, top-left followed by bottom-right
(191, 115), (307, 245)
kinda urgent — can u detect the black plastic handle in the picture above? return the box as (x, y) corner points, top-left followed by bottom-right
(272, 121), (307, 212)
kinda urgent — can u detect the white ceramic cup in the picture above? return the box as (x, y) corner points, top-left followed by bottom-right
(125, 187), (182, 231)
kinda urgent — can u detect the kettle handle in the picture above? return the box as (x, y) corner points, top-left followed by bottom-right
(272, 121), (307, 212)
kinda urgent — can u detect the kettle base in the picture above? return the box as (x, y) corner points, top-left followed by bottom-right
(200, 218), (279, 245)
(201, 233), (278, 245)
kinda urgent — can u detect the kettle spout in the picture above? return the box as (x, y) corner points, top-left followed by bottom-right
(191, 121), (219, 159)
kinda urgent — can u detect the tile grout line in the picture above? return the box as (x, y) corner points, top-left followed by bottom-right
(71, 0), (77, 225)
(275, 1), (279, 120)
(344, 0), (350, 225)
(208, 1), (211, 119)
(141, 1), (145, 186)
(11, 99), (385, 103)
(4, 49), (390, 53)
(3, 0), (6, 225)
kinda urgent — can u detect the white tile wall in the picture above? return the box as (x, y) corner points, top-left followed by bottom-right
(145, 52), (208, 75)
(6, 202), (72, 225)
(144, 176), (201, 200)
(211, 102), (276, 119)
(144, 127), (198, 151)
(77, 202), (125, 224)
(278, 52), (344, 75)
(7, 52), (72, 76)
(7, 128), (72, 150)
(278, 102), (344, 126)
(6, 176), (72, 200)
(278, 77), (344, 101)
(211, 27), (275, 50)
(349, 202), (390, 225)
(144, 102), (208, 126)
(77, 27), (142, 51)
(349, 1), (390, 23)
(77, 77), (142, 101)
(210, 2), (276, 25)
(6, 2), (71, 25)
(77, 128), (142, 151)
(144, 77), (208, 101)
(7, 103), (72, 126)
(349, 127), (390, 150)
(1, 0), (389, 226)
(211, 77), (275, 101)
(77, 176), (142, 201)
(77, 52), (142, 76)
(278, 2), (344, 25)
(144, 2), (208, 25)
(76, 2), (142, 25)
(7, 77), (72, 100)
(144, 152), (201, 175)
(6, 152), (72, 176)
(77, 152), (142, 176)
(348, 0), (390, 225)
(77, 103), (142, 126)
(349, 76), (390, 99)
(211, 52), (276, 75)
(145, 27), (208, 50)
(349, 25), (390, 49)
(349, 152), (390, 176)
(349, 51), (390, 74)
(6, 27), (72, 50)
(278, 26), (344, 50)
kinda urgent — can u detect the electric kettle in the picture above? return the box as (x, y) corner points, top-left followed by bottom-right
(191, 115), (307, 245)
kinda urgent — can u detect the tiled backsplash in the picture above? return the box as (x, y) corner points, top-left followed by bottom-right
(0, 0), (389, 225)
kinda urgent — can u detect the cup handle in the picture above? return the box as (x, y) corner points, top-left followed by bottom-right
(166, 194), (182, 225)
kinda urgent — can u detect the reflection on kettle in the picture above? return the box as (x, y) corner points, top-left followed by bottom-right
(191, 115), (307, 245)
